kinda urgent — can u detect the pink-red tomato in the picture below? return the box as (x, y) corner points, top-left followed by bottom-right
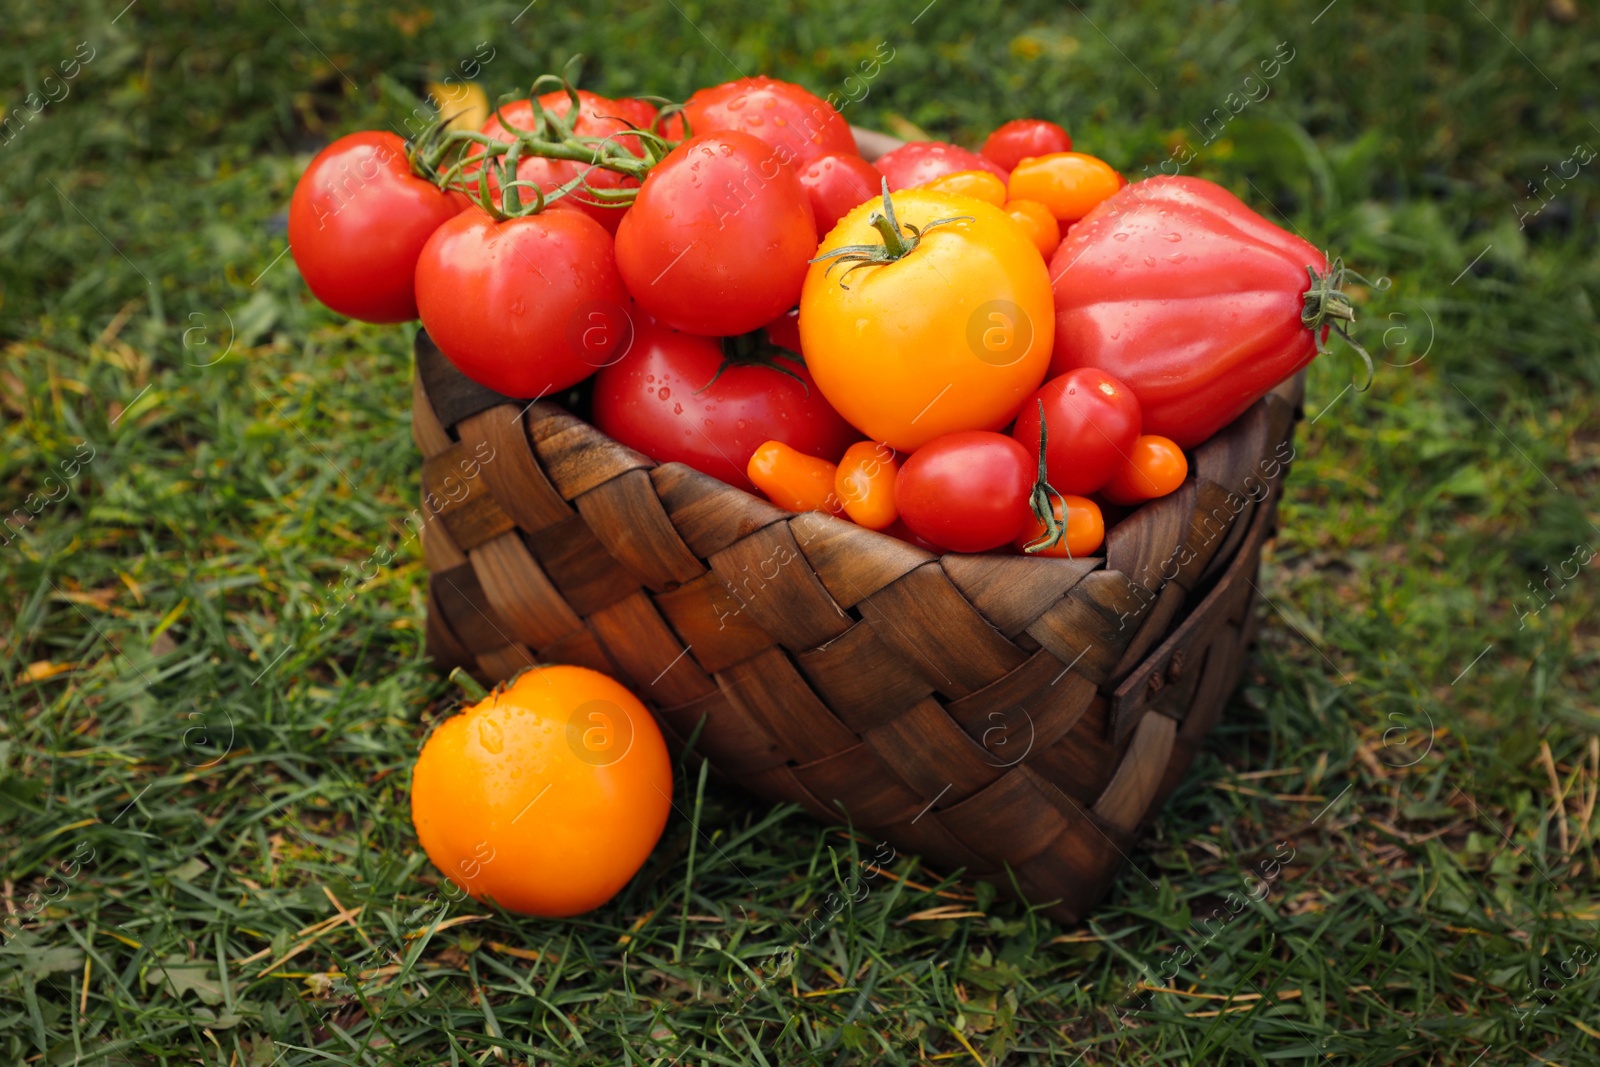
(472, 91), (657, 233)
(1050, 176), (1328, 447)
(415, 207), (632, 398)
(894, 431), (1034, 553)
(592, 320), (856, 493)
(288, 131), (467, 323)
(797, 152), (883, 235)
(615, 132), (817, 337)
(981, 119), (1072, 172)
(1011, 368), (1142, 495)
(873, 141), (1009, 190)
(665, 76), (857, 169)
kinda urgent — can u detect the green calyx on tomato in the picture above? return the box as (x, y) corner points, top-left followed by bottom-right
(1021, 399), (1070, 557)
(1301, 256), (1390, 390)
(809, 179), (972, 287)
(700, 329), (809, 394)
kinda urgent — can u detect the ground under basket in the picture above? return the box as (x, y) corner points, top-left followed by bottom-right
(412, 323), (1304, 922)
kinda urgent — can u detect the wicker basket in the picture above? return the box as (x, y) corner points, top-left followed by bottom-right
(411, 320), (1304, 921)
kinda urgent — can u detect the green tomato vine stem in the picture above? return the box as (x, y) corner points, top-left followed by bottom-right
(1302, 256), (1390, 391)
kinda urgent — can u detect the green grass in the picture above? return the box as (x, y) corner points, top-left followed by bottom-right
(2, 1), (1597, 1063)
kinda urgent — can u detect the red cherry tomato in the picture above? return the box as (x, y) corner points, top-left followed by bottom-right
(797, 152), (882, 235)
(873, 141), (1009, 190)
(472, 91), (657, 233)
(1011, 369), (1141, 495)
(415, 207), (632, 398)
(288, 131), (467, 323)
(981, 119), (1072, 172)
(894, 431), (1033, 553)
(615, 132), (817, 337)
(1101, 435), (1189, 505)
(592, 320), (856, 494)
(665, 76), (857, 169)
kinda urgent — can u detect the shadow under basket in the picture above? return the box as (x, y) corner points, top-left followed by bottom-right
(412, 331), (1305, 923)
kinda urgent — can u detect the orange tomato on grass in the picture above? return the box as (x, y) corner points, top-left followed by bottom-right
(410, 665), (672, 918)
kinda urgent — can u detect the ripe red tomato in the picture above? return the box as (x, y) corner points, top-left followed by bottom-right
(981, 119), (1072, 172)
(615, 132), (817, 337)
(665, 76), (856, 169)
(472, 91), (657, 233)
(288, 131), (466, 323)
(797, 152), (882, 235)
(1050, 176), (1330, 447)
(1011, 369), (1141, 495)
(873, 141), (1008, 190)
(415, 207), (632, 398)
(894, 431), (1034, 553)
(592, 319), (856, 493)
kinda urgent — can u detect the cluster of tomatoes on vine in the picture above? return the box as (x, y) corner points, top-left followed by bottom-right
(291, 66), (1365, 557)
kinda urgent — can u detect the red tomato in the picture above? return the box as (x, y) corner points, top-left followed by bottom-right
(797, 152), (882, 235)
(592, 320), (856, 494)
(981, 119), (1072, 172)
(1050, 176), (1329, 447)
(472, 91), (657, 233)
(615, 132), (817, 337)
(1011, 369), (1141, 495)
(873, 141), (1009, 190)
(415, 207), (631, 398)
(665, 76), (856, 169)
(288, 131), (466, 323)
(894, 431), (1033, 553)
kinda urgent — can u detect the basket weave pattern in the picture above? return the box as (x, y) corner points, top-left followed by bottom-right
(413, 333), (1304, 921)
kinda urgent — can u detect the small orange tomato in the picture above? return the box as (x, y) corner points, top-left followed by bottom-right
(1016, 494), (1105, 557)
(1007, 152), (1123, 223)
(917, 169), (1009, 207)
(1003, 199), (1062, 257)
(748, 440), (844, 514)
(410, 665), (672, 918)
(834, 441), (900, 529)
(1101, 435), (1188, 505)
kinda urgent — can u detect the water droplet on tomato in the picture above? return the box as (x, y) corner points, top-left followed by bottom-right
(728, 95), (747, 111)
(1168, 252), (1187, 263)
(673, 403), (683, 414)
(1112, 232), (1129, 241)
(1143, 255), (1156, 266)
(477, 719), (504, 754)
(748, 115), (764, 127)
(1162, 232), (1181, 242)
(658, 387), (670, 400)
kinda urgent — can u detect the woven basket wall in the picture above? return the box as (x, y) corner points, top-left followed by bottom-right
(412, 327), (1305, 923)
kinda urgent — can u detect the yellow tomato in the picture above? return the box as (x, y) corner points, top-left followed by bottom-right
(1004, 198), (1062, 258)
(834, 441), (900, 529)
(747, 440), (843, 514)
(917, 169), (1008, 207)
(1007, 152), (1122, 223)
(410, 665), (672, 918)
(799, 188), (1054, 451)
